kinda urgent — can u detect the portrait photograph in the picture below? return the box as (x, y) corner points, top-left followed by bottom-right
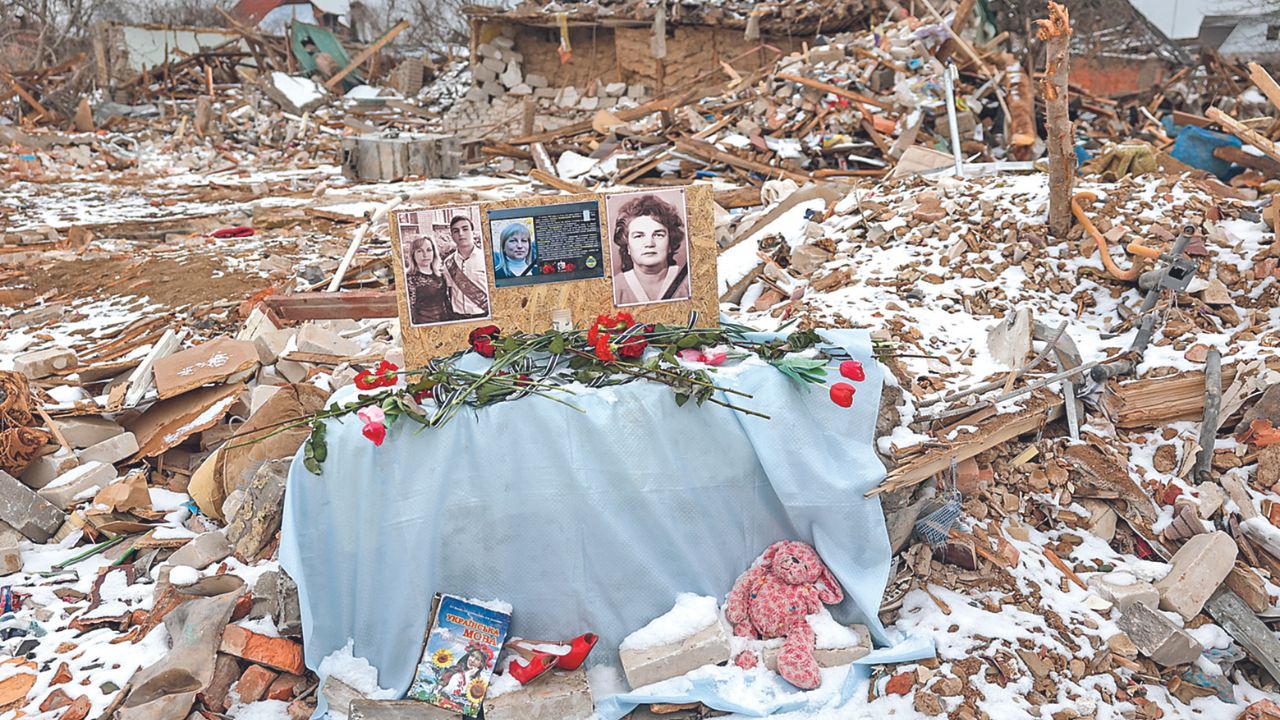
(605, 188), (693, 307)
(489, 216), (539, 285)
(396, 205), (492, 328)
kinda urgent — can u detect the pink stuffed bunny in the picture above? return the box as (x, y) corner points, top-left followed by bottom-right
(724, 540), (845, 690)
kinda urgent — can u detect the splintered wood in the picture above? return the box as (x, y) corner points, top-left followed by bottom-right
(1036, 2), (1073, 238)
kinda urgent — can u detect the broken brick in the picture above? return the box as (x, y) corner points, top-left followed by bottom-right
(233, 664), (278, 704)
(220, 625), (305, 675)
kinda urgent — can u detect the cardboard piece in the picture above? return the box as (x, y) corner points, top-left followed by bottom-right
(152, 339), (259, 401)
(123, 384), (243, 459)
(391, 185), (719, 364)
(92, 471), (152, 514)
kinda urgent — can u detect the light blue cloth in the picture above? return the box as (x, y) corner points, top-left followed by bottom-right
(279, 329), (898, 718)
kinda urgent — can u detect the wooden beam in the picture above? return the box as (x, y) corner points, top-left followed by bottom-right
(869, 394), (1063, 497)
(1248, 62), (1280, 113)
(1, 71), (51, 120)
(774, 73), (894, 113)
(263, 290), (398, 321)
(528, 168), (588, 193)
(1207, 107), (1280, 166)
(672, 136), (812, 184)
(325, 19), (410, 90)
(1214, 145), (1280, 176)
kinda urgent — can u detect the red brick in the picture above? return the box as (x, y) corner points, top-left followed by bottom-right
(955, 457), (982, 496)
(231, 593), (254, 622)
(60, 696), (90, 720)
(220, 625), (305, 675)
(198, 654), (242, 712)
(40, 688), (73, 712)
(234, 665), (278, 704)
(51, 662), (71, 686)
(266, 673), (307, 702)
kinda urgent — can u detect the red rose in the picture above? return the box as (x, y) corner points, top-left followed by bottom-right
(354, 370), (380, 391)
(829, 382), (856, 408)
(362, 422), (387, 446)
(469, 326), (499, 357)
(839, 360), (865, 382)
(413, 387), (434, 403)
(619, 336), (647, 359)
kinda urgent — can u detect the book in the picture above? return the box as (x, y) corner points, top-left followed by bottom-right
(407, 594), (511, 716)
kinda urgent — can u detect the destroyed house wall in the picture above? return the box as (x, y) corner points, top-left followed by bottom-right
(1071, 55), (1171, 99)
(488, 21), (621, 89)
(614, 25), (802, 90)
(1218, 18), (1280, 66)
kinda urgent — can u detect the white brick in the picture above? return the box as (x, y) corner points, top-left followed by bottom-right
(295, 324), (360, 357)
(1155, 531), (1237, 620)
(38, 461), (117, 509)
(13, 347), (77, 379)
(19, 449), (79, 490)
(0, 470), (66, 542)
(1088, 573), (1159, 611)
(78, 431), (138, 465)
(484, 668), (591, 720)
(508, 84), (533, 96)
(604, 82), (627, 97)
(52, 416), (125, 449)
(620, 619), (730, 689)
(491, 35), (515, 49)
(525, 74), (548, 88)
(1116, 602), (1204, 666)
(254, 328), (297, 364)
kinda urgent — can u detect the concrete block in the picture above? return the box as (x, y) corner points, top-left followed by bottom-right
(491, 35), (514, 49)
(808, 45), (845, 64)
(500, 63), (523, 89)
(38, 461), (117, 509)
(225, 459), (288, 561)
(557, 86), (580, 108)
(1155, 531), (1238, 620)
(509, 84), (532, 96)
(13, 347), (77, 379)
(168, 530), (233, 570)
(51, 416), (125, 449)
(19, 449), (79, 490)
(1088, 573), (1159, 611)
(525, 74), (548, 88)
(578, 96), (599, 111)
(472, 63), (498, 84)
(484, 668), (592, 720)
(1116, 602), (1204, 666)
(275, 570), (302, 638)
(533, 87), (557, 99)
(604, 82), (627, 97)
(619, 619), (730, 689)
(276, 360), (309, 384)
(77, 432), (138, 465)
(254, 328), (297, 365)
(323, 676), (367, 719)
(0, 470), (67, 542)
(476, 42), (498, 58)
(295, 324), (360, 358)
(627, 84), (647, 99)
(480, 57), (504, 74)
(762, 623), (871, 672)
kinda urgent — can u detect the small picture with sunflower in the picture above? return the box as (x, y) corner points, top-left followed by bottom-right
(407, 594), (511, 717)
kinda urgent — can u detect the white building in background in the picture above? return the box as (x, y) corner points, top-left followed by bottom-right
(1131, 0), (1249, 39)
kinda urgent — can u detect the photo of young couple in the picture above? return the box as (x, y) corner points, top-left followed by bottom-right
(397, 206), (492, 328)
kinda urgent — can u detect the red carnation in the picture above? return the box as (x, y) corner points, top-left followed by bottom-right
(619, 336), (647, 359)
(354, 370), (380, 391)
(542, 263), (555, 274)
(829, 382), (856, 408)
(594, 333), (615, 362)
(839, 360), (865, 382)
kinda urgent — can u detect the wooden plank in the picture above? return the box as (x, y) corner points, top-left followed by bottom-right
(869, 394), (1063, 497)
(325, 20), (410, 90)
(672, 137), (812, 183)
(262, 289), (398, 321)
(528, 168), (588, 193)
(1248, 62), (1280, 113)
(1214, 145), (1280, 176)
(1207, 107), (1280, 165)
(1, 71), (52, 120)
(775, 73), (894, 113)
(713, 186), (763, 209)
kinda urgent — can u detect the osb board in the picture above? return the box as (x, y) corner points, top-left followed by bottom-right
(391, 184), (718, 365)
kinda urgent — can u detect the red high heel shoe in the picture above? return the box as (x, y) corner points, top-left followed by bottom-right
(553, 633), (597, 670)
(507, 651), (558, 685)
(508, 633), (598, 671)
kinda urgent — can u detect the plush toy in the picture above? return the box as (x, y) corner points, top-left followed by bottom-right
(725, 540), (844, 690)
